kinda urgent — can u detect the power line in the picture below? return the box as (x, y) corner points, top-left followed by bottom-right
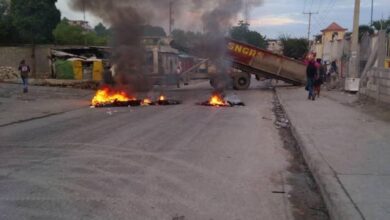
(317, 0), (325, 14)
(310, 0), (337, 35)
(169, 1), (174, 35)
(309, 0), (315, 12)
(303, 11), (319, 43)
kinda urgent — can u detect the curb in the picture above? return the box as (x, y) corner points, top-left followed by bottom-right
(275, 88), (364, 220)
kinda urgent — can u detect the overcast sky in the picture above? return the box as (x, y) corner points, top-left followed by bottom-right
(56, 0), (390, 39)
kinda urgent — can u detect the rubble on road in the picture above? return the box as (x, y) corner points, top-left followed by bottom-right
(273, 96), (290, 129)
(0, 66), (19, 81)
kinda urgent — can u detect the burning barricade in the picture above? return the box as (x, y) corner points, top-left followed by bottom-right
(91, 87), (181, 108)
(199, 92), (245, 107)
(91, 86), (141, 107)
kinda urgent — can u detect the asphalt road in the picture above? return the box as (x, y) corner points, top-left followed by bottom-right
(0, 82), (296, 220)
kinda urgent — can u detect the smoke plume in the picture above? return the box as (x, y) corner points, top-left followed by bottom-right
(69, 0), (263, 91)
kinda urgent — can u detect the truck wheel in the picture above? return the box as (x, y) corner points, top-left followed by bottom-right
(233, 73), (251, 90)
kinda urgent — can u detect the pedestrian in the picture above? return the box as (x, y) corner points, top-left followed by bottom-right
(314, 58), (325, 97)
(331, 60), (338, 75)
(176, 61), (182, 88)
(305, 54), (317, 101)
(326, 60), (339, 90)
(18, 60), (31, 93)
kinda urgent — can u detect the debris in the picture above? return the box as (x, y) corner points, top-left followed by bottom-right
(0, 66), (19, 81)
(273, 96), (290, 128)
(262, 116), (273, 120)
(172, 215), (185, 220)
(157, 99), (182, 106)
(225, 94), (245, 106)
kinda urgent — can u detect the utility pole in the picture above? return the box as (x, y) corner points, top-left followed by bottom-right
(82, 0), (87, 45)
(346, 0), (361, 91)
(82, 0), (86, 23)
(169, 1), (174, 35)
(370, 0), (374, 26)
(303, 11), (318, 48)
(244, 0), (250, 24)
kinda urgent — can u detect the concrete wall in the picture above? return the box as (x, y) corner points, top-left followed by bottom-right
(360, 68), (390, 104)
(0, 45), (52, 77)
(322, 30), (346, 43)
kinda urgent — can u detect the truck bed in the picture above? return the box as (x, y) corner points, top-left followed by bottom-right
(226, 39), (307, 85)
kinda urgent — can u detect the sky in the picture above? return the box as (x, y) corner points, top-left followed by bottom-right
(56, 0), (390, 39)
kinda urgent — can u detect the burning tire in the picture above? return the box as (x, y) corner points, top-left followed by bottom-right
(233, 73), (251, 90)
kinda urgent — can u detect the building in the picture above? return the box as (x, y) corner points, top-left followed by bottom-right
(143, 36), (179, 75)
(266, 39), (283, 54)
(313, 22), (348, 62)
(68, 20), (93, 31)
(311, 22), (351, 78)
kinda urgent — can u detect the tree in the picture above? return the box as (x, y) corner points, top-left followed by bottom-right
(143, 25), (166, 37)
(94, 23), (110, 37)
(279, 35), (309, 59)
(0, 15), (19, 44)
(0, 0), (9, 17)
(10, 0), (61, 44)
(53, 19), (107, 46)
(372, 17), (390, 32)
(53, 19), (85, 45)
(0, 0), (18, 44)
(230, 21), (267, 49)
(373, 18), (390, 31)
(358, 25), (375, 41)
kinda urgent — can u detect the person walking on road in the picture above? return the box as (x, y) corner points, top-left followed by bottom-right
(18, 60), (31, 93)
(306, 55), (317, 101)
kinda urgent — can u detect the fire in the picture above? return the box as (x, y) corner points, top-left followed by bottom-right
(209, 93), (228, 106)
(142, 98), (153, 106)
(91, 87), (134, 106)
(159, 95), (166, 101)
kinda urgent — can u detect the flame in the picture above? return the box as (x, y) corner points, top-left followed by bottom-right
(91, 87), (134, 106)
(159, 95), (166, 101)
(209, 94), (228, 106)
(142, 98), (153, 106)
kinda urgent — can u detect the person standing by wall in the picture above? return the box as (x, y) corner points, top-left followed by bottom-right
(331, 60), (338, 75)
(176, 61), (182, 88)
(306, 54), (317, 101)
(314, 58), (325, 97)
(18, 60), (31, 93)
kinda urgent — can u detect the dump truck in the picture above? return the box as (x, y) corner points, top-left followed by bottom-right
(182, 38), (307, 90)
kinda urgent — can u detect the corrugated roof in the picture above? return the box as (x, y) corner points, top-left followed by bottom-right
(321, 22), (347, 32)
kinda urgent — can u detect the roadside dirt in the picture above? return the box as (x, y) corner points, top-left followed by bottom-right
(353, 95), (390, 123)
(273, 93), (329, 220)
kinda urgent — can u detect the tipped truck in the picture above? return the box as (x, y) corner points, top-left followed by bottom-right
(225, 38), (307, 90)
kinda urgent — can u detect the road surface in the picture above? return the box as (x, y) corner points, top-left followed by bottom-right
(0, 82), (325, 220)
